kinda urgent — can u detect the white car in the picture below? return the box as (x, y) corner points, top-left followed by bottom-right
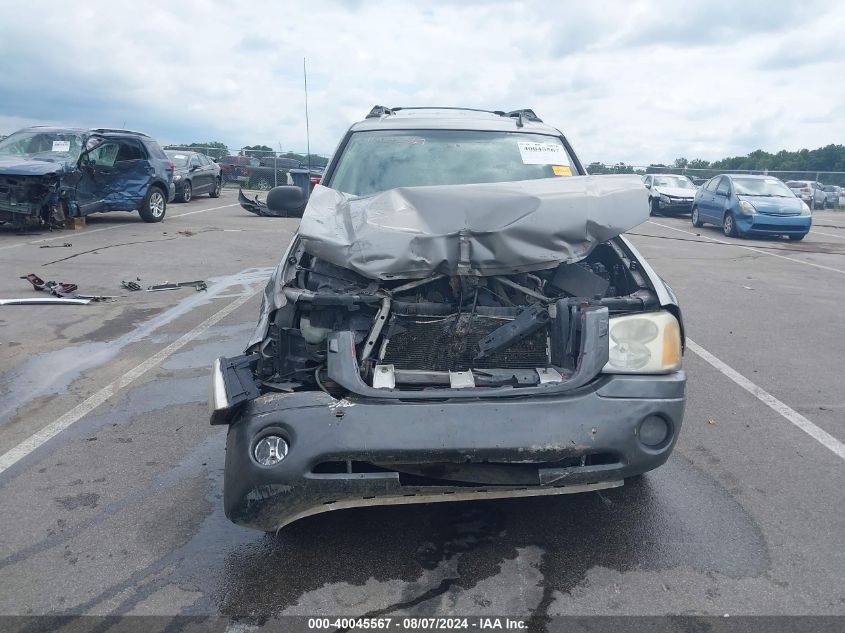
(642, 174), (697, 216)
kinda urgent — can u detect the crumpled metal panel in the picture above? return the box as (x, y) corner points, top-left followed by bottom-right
(297, 175), (649, 280)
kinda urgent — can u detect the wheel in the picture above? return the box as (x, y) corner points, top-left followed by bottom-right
(788, 234), (806, 241)
(650, 198), (660, 216)
(210, 177), (221, 198)
(139, 186), (167, 222)
(691, 206), (703, 227)
(180, 181), (192, 203)
(252, 177), (271, 191)
(722, 212), (738, 237)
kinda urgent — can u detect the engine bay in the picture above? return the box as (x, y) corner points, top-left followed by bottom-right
(251, 238), (660, 395)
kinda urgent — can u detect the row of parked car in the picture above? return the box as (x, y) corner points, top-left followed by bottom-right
(0, 125), (323, 228)
(643, 172), (844, 240)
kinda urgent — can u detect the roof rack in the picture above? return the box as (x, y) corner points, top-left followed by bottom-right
(365, 105), (541, 122)
(90, 128), (150, 137)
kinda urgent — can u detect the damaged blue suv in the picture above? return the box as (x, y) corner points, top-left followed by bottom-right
(210, 106), (686, 532)
(0, 126), (175, 228)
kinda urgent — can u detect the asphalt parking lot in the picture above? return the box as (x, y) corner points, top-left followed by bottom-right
(1, 191), (844, 627)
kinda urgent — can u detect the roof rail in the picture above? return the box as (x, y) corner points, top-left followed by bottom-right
(365, 105), (542, 124)
(505, 109), (543, 127)
(366, 105), (395, 118)
(90, 128), (150, 137)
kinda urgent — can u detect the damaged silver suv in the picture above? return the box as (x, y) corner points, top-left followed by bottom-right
(211, 106), (686, 531)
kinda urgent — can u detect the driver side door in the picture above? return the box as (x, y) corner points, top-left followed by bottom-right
(75, 137), (152, 215)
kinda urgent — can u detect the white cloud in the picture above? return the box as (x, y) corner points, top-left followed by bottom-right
(0, 0), (843, 164)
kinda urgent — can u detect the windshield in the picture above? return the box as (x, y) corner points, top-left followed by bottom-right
(733, 178), (795, 197)
(329, 130), (576, 196)
(165, 151), (190, 168)
(0, 129), (84, 164)
(653, 175), (695, 189)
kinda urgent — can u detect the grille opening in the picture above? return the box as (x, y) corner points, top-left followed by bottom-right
(381, 314), (549, 372)
(584, 452), (619, 466)
(312, 461), (395, 474)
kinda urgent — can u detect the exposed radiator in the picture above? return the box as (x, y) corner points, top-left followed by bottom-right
(381, 314), (549, 372)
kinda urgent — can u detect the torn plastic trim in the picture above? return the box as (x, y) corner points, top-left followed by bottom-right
(325, 304), (609, 400)
(210, 354), (261, 425)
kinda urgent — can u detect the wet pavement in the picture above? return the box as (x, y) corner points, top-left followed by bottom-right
(0, 194), (843, 627)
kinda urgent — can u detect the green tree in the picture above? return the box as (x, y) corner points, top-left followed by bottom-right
(673, 157), (688, 169)
(166, 141), (229, 160)
(242, 144), (275, 158)
(688, 158), (710, 169)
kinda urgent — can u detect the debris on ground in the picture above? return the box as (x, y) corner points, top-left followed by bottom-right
(121, 280), (142, 291)
(0, 297), (92, 306)
(146, 280), (207, 292)
(707, 417), (717, 425)
(39, 243), (72, 248)
(17, 273), (117, 303)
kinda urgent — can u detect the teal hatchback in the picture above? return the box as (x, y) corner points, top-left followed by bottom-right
(691, 174), (812, 241)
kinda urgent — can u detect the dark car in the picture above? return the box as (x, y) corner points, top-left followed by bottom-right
(210, 106), (686, 532)
(692, 174), (811, 240)
(165, 150), (221, 202)
(0, 126), (175, 227)
(642, 174), (697, 216)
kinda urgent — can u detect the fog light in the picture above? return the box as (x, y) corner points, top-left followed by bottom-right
(253, 435), (288, 466)
(639, 415), (669, 447)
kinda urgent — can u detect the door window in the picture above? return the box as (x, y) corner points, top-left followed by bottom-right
(190, 154), (202, 169)
(716, 178), (730, 195)
(704, 178), (720, 192)
(88, 142), (120, 167)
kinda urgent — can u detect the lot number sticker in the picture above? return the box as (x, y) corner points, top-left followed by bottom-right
(51, 141), (71, 152)
(517, 141), (566, 165)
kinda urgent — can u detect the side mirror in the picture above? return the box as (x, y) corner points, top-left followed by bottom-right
(265, 185), (307, 216)
(644, 183), (651, 189)
(190, 165), (199, 172)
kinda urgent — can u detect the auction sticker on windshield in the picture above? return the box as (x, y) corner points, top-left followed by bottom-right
(51, 141), (70, 152)
(517, 140), (566, 165)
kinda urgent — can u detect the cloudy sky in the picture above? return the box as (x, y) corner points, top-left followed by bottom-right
(1, 0), (843, 165)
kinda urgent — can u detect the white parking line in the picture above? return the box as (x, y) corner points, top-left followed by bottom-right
(687, 338), (845, 461)
(0, 202), (239, 252)
(647, 220), (845, 275)
(0, 287), (259, 475)
(811, 229), (845, 240)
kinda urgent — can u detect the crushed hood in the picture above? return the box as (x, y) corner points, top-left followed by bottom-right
(298, 175), (649, 280)
(0, 156), (69, 177)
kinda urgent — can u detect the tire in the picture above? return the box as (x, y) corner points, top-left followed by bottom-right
(210, 177), (221, 198)
(139, 186), (167, 223)
(650, 198), (660, 216)
(180, 181), (192, 203)
(788, 234), (806, 241)
(691, 206), (703, 227)
(723, 212), (738, 237)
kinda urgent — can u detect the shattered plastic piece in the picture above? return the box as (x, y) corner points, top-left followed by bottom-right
(121, 280), (142, 291)
(146, 280), (207, 292)
(39, 242), (72, 248)
(298, 175), (649, 280)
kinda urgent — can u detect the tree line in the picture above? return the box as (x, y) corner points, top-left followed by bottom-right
(588, 144), (845, 183)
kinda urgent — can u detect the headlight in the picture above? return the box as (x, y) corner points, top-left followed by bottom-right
(739, 200), (756, 215)
(174, 174), (182, 181)
(603, 311), (682, 374)
(659, 194), (670, 205)
(801, 202), (811, 215)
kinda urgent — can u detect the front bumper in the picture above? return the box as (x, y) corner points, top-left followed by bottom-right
(658, 199), (694, 214)
(223, 371), (686, 531)
(736, 213), (811, 236)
